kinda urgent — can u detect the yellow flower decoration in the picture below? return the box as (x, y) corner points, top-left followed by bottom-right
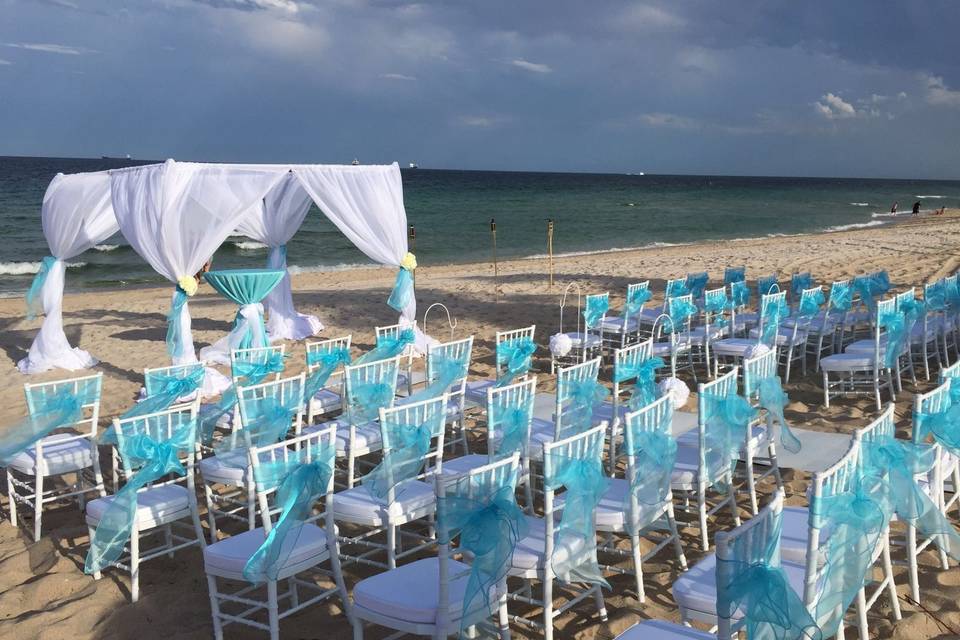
(400, 252), (418, 271)
(177, 275), (199, 297)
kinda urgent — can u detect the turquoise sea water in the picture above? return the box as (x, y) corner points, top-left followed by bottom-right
(1, 156), (958, 295)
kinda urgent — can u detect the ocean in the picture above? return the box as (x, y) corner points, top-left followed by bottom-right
(1, 155), (958, 296)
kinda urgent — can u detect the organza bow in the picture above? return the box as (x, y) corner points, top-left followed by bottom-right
(0, 383), (95, 464)
(85, 419), (195, 574)
(717, 511), (822, 640)
(362, 413), (437, 501)
(166, 285), (190, 358)
(829, 282), (853, 313)
(925, 281), (947, 312)
(408, 353), (469, 402)
(623, 410), (676, 534)
(491, 401), (532, 458)
(731, 280), (751, 308)
(703, 391), (757, 490)
(243, 442), (335, 582)
(790, 273), (813, 299)
(198, 353), (289, 443)
(615, 356), (664, 411)
(304, 346), (352, 400)
(547, 449), (610, 587)
(761, 297), (789, 347)
(387, 266), (415, 313)
(440, 477), (528, 635)
(25, 256), (57, 321)
(878, 301), (921, 369)
(350, 381), (395, 424)
(756, 376), (802, 454)
(854, 272), (890, 314)
(561, 378), (609, 436)
(915, 396), (960, 456)
(667, 279), (690, 298)
(860, 435), (960, 563)
(810, 475), (889, 637)
(704, 292), (732, 327)
(944, 279), (960, 313)
(355, 328), (416, 366)
(583, 296), (610, 331)
(495, 337), (536, 387)
(687, 273), (709, 300)
(725, 267), (746, 286)
(623, 287), (652, 317)
(214, 396), (299, 463)
(758, 275), (778, 298)
(798, 288), (825, 318)
(122, 367), (205, 420)
(666, 298), (697, 334)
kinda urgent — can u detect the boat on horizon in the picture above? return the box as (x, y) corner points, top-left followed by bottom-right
(101, 154), (132, 160)
(351, 158), (360, 166)
(408, 162), (418, 169)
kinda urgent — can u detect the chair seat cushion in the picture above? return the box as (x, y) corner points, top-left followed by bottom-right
(203, 522), (329, 579)
(353, 557), (495, 625)
(690, 325), (728, 342)
(331, 481), (435, 526)
(638, 307), (664, 322)
(6, 433), (93, 476)
(527, 418), (556, 461)
(711, 338), (760, 357)
(748, 328), (807, 346)
(509, 515), (589, 573)
(309, 388), (342, 415)
(844, 339), (880, 355)
(305, 419), (382, 454)
(198, 451), (249, 486)
(601, 316), (640, 333)
(440, 454), (489, 477)
(652, 339), (692, 355)
(779, 506), (812, 564)
(464, 379), (495, 405)
(615, 620), (714, 640)
(561, 332), (602, 349)
(673, 552), (806, 620)
(820, 353), (877, 371)
(86, 484), (191, 531)
(568, 477), (665, 532)
(671, 443), (701, 489)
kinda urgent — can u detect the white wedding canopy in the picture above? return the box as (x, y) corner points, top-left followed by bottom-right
(19, 159), (420, 376)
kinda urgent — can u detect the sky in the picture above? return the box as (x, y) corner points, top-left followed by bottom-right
(1, 0), (959, 179)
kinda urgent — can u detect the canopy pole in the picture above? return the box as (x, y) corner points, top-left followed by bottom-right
(490, 218), (499, 302)
(547, 218), (554, 288)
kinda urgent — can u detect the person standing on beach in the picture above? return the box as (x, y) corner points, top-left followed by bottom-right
(912, 201), (921, 216)
(891, 201), (899, 214)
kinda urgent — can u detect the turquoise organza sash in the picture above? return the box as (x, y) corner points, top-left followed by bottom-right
(387, 267), (415, 313)
(853, 271), (890, 314)
(665, 297), (697, 334)
(667, 279), (690, 297)
(623, 287), (652, 317)
(495, 337), (536, 387)
(717, 510), (821, 640)
(702, 391), (757, 490)
(214, 395), (299, 463)
(491, 397), (532, 458)
(798, 288), (825, 318)
(725, 267), (746, 285)
(583, 296), (609, 330)
(362, 409), (439, 501)
(243, 441), (335, 583)
(355, 328), (415, 366)
(731, 280), (751, 308)
(439, 471), (528, 634)
(615, 356), (664, 411)
(25, 256), (57, 320)
(809, 474), (889, 637)
(0, 381), (98, 463)
(560, 378), (609, 436)
(791, 273), (813, 300)
(860, 435), (960, 562)
(945, 279), (960, 312)
(761, 297), (789, 347)
(704, 292), (732, 327)
(623, 409), (676, 534)
(85, 417), (195, 574)
(687, 273), (709, 300)
(408, 353), (469, 402)
(546, 447), (609, 586)
(199, 352), (288, 442)
(926, 281), (947, 312)
(349, 380), (394, 424)
(878, 301), (921, 369)
(166, 286), (190, 358)
(758, 275), (778, 298)
(915, 397), (960, 457)
(757, 376), (802, 454)
(304, 346), (352, 400)
(829, 282), (852, 313)
(122, 368), (205, 420)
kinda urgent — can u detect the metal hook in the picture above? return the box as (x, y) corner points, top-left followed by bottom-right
(423, 302), (458, 341)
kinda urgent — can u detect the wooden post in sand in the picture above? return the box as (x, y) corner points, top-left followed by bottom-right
(408, 224), (416, 286)
(490, 218), (499, 301)
(547, 218), (555, 288)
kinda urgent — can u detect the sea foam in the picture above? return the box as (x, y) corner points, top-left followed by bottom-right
(0, 261), (87, 275)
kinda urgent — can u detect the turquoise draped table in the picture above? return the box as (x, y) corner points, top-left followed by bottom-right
(200, 269), (286, 365)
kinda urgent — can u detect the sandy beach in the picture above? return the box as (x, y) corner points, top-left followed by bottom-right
(0, 212), (959, 639)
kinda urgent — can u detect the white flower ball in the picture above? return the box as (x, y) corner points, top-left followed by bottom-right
(745, 342), (772, 360)
(549, 332), (573, 357)
(658, 376), (690, 410)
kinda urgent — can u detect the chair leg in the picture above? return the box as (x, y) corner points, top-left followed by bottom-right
(352, 618), (364, 640)
(744, 449), (759, 516)
(666, 504), (687, 570)
(387, 523), (397, 569)
(204, 484), (219, 544)
(165, 524), (174, 558)
(267, 580), (280, 640)
(907, 524), (920, 603)
(206, 575), (225, 640)
(130, 524), (140, 603)
(88, 525), (103, 580)
(497, 591), (511, 640)
(883, 536), (902, 621)
(543, 576), (554, 640)
(728, 482), (740, 527)
(5, 470), (16, 526)
(855, 587), (869, 640)
(822, 371), (830, 408)
(33, 473), (43, 542)
(593, 583), (608, 622)
(630, 533), (645, 602)
(247, 477), (257, 531)
(698, 484), (710, 551)
(347, 452), (356, 489)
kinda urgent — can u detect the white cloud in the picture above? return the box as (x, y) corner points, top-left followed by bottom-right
(458, 115), (503, 127)
(4, 42), (92, 55)
(381, 73), (416, 81)
(614, 3), (685, 31)
(924, 75), (960, 107)
(638, 112), (701, 130)
(0, 59), (11, 66)
(511, 59), (552, 74)
(189, 0), (301, 12)
(814, 92), (856, 119)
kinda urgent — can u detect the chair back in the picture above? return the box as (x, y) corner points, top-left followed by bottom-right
(873, 297), (897, 366)
(144, 362), (205, 412)
(757, 273), (779, 301)
(652, 294), (696, 346)
(427, 336), (473, 397)
(344, 357), (400, 426)
(894, 287), (916, 311)
(493, 325), (536, 381)
(612, 338), (654, 403)
(622, 281), (651, 324)
(697, 368), (740, 485)
(702, 286), (731, 335)
(758, 290), (787, 348)
(376, 394), (448, 504)
(486, 377), (537, 461)
(583, 292), (610, 342)
(686, 271), (709, 301)
(231, 345), (285, 384)
(940, 359), (960, 385)
(555, 357), (603, 439)
(237, 373), (306, 444)
(541, 425), (607, 581)
(622, 394), (674, 490)
(724, 265), (746, 286)
(715, 490), (786, 638)
(111, 405), (198, 492)
(665, 276), (688, 298)
(24, 373), (103, 443)
(913, 379), (951, 446)
(742, 347), (778, 402)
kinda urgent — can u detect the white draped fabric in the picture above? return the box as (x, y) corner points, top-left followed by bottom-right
(234, 172), (323, 340)
(199, 302), (268, 365)
(18, 172), (119, 374)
